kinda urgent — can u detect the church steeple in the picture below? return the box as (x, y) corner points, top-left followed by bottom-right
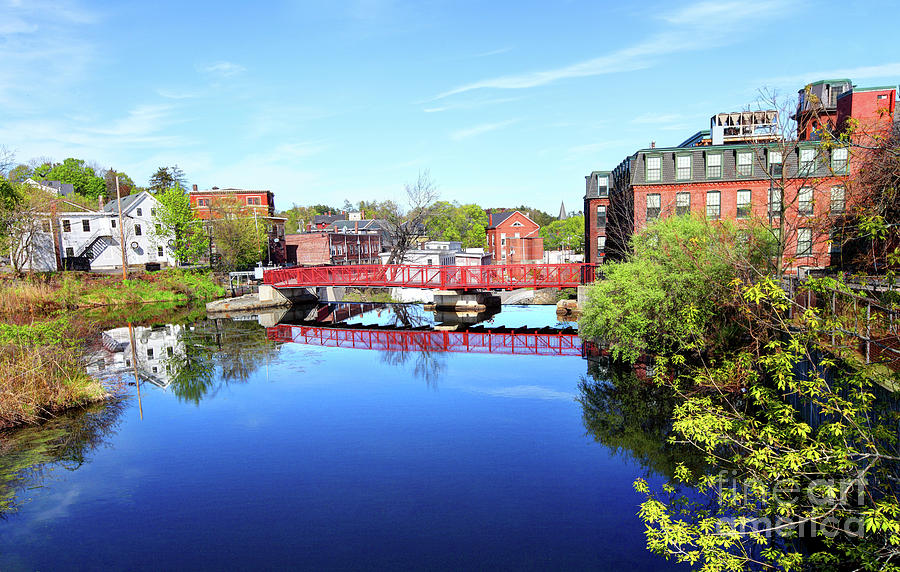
(558, 201), (567, 220)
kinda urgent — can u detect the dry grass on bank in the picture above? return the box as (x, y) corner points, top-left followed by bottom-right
(0, 344), (106, 430)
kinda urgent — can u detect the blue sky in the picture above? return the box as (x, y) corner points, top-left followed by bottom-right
(1, 0), (897, 213)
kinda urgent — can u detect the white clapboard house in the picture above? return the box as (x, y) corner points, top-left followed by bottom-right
(23, 191), (176, 271)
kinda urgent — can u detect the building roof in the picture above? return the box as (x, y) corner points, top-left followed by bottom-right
(26, 179), (76, 197)
(103, 191), (149, 214)
(313, 214), (341, 224)
(487, 211), (515, 227)
(190, 187), (271, 194)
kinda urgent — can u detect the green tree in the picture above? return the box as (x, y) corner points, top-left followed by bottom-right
(148, 165), (187, 194)
(32, 158), (106, 199)
(6, 164), (32, 184)
(539, 215), (585, 252)
(209, 196), (267, 270)
(152, 185), (209, 264)
(425, 201), (488, 248)
(104, 169), (137, 198)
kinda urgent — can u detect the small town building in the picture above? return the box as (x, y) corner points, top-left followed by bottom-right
(284, 231), (381, 266)
(486, 211), (544, 265)
(188, 185), (287, 265)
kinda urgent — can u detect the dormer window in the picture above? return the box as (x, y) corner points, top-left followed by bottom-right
(645, 156), (661, 182)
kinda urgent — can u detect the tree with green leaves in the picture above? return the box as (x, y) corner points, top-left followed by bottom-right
(31, 158), (106, 199)
(148, 165), (187, 194)
(104, 169), (137, 198)
(539, 215), (585, 252)
(208, 196), (267, 270)
(425, 201), (488, 248)
(152, 185), (208, 265)
(582, 214), (900, 570)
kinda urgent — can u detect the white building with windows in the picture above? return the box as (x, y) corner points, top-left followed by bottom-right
(23, 191), (176, 271)
(86, 324), (185, 388)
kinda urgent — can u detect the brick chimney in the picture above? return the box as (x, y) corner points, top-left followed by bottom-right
(650, 141), (656, 148)
(489, 212), (493, 226)
(192, 184), (198, 192)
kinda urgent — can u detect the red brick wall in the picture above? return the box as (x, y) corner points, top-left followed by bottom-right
(189, 191), (274, 219)
(633, 177), (848, 270)
(585, 197), (610, 264)
(284, 233), (330, 265)
(837, 88), (897, 141)
(487, 211), (543, 264)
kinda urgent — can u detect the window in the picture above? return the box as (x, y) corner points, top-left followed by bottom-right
(65, 247), (74, 257)
(82, 219), (91, 232)
(596, 205), (606, 227)
(831, 186), (845, 214)
(197, 198), (209, 207)
(597, 236), (606, 253)
(706, 191), (721, 220)
(877, 94), (888, 100)
(247, 197), (261, 206)
(830, 230), (842, 254)
(147, 348), (154, 359)
(41, 220), (51, 233)
(111, 219), (116, 229)
(736, 151), (753, 177)
(676, 192), (690, 216)
(736, 189), (751, 218)
(511, 221), (523, 227)
(167, 346), (174, 357)
(646, 193), (661, 220)
(62, 220), (71, 232)
(797, 228), (812, 256)
(831, 147), (849, 174)
(135, 224), (142, 236)
(676, 154), (691, 180)
(768, 188), (783, 218)
(799, 148), (817, 176)
(705, 153), (722, 179)
(136, 208), (142, 216)
(157, 246), (164, 257)
(645, 155), (661, 182)
(798, 187), (813, 215)
(597, 175), (609, 197)
(768, 150), (783, 176)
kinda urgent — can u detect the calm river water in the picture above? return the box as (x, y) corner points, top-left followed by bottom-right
(0, 304), (685, 571)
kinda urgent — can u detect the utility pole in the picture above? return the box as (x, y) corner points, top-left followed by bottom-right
(116, 175), (127, 281)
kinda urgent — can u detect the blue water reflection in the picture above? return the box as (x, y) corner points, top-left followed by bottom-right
(0, 305), (681, 571)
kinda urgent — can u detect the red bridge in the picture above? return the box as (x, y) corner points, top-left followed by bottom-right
(264, 264), (598, 291)
(267, 324), (583, 357)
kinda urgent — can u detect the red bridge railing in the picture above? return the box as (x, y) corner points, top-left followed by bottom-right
(267, 324), (583, 357)
(264, 263), (599, 291)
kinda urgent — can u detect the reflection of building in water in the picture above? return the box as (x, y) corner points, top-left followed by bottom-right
(86, 325), (185, 388)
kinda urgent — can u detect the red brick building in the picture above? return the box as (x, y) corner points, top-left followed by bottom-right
(486, 211), (544, 265)
(284, 232), (381, 266)
(188, 186), (286, 265)
(584, 78), (898, 273)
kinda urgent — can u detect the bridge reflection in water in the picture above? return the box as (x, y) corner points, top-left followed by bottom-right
(266, 302), (582, 357)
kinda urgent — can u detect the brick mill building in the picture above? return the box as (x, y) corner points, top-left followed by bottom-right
(584, 79), (898, 272)
(486, 211), (544, 265)
(283, 232), (382, 266)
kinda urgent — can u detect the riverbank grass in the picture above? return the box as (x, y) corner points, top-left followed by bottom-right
(0, 318), (107, 430)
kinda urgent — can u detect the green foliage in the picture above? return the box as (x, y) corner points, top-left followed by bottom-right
(539, 215), (585, 252)
(148, 165), (187, 194)
(32, 158), (106, 199)
(6, 164), (32, 184)
(425, 201), (488, 248)
(209, 197), (268, 270)
(586, 215), (900, 569)
(278, 203), (338, 233)
(580, 215), (764, 362)
(153, 185), (209, 264)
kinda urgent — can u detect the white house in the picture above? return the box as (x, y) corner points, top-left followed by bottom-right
(377, 241), (491, 266)
(23, 191), (176, 271)
(86, 324), (185, 388)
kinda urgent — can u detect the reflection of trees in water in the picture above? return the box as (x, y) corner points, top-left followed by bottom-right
(377, 304), (446, 388)
(165, 318), (282, 405)
(578, 359), (705, 479)
(0, 399), (127, 517)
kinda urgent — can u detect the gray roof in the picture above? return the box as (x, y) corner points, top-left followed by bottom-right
(39, 180), (75, 196)
(558, 201), (567, 220)
(488, 211), (514, 228)
(313, 214), (341, 224)
(103, 191), (144, 214)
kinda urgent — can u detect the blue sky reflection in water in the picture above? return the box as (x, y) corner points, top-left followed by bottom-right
(0, 305), (682, 571)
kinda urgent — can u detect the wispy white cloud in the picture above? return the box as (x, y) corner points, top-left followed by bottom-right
(450, 119), (519, 141)
(661, 0), (786, 25)
(156, 88), (201, 100)
(433, 0), (789, 100)
(199, 61), (246, 78)
(424, 96), (522, 113)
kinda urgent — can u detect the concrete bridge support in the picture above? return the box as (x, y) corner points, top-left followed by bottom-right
(259, 285), (318, 306)
(429, 289), (501, 312)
